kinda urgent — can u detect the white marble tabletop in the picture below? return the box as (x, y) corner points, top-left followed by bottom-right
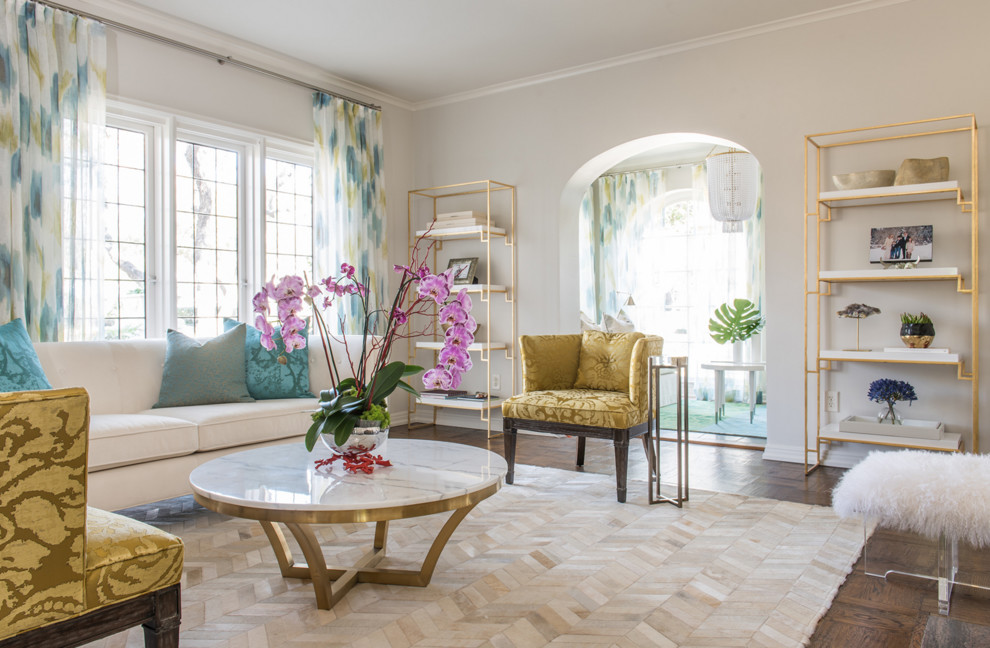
(189, 438), (507, 513)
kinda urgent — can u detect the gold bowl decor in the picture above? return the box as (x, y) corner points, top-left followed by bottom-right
(832, 170), (895, 191)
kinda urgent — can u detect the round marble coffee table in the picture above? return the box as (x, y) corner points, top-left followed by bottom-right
(189, 438), (506, 609)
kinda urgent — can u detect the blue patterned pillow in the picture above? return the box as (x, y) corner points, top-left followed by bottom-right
(0, 319), (52, 392)
(153, 324), (254, 408)
(224, 319), (314, 400)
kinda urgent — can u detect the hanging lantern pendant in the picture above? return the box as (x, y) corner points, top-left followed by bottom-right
(707, 150), (759, 233)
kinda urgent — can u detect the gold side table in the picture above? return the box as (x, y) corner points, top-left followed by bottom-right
(647, 355), (689, 507)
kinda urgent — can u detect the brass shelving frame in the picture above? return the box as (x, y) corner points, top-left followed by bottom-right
(406, 180), (517, 438)
(804, 115), (979, 473)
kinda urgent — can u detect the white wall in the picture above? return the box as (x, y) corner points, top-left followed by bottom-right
(409, 0), (990, 462)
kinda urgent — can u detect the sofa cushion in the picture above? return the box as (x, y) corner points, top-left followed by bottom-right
(224, 319), (315, 400)
(140, 399), (317, 452)
(0, 318), (53, 391)
(154, 325), (254, 408)
(501, 388), (644, 429)
(84, 508), (183, 609)
(87, 414), (199, 472)
(573, 331), (644, 392)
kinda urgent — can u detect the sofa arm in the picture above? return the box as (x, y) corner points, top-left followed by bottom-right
(519, 334), (582, 392)
(629, 335), (664, 409)
(0, 387), (90, 640)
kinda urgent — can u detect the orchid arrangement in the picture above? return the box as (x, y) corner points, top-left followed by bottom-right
(253, 239), (477, 452)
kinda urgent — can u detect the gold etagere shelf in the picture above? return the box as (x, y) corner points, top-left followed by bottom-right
(804, 115), (979, 473)
(406, 180), (517, 438)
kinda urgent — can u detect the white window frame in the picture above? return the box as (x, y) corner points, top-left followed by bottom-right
(103, 99), (315, 338)
(261, 141), (317, 288)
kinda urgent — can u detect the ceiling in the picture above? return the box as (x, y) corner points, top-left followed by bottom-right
(123, 0), (890, 106)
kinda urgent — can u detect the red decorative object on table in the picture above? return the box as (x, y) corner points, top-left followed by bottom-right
(315, 450), (392, 474)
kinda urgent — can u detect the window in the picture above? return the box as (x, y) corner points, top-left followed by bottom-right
(174, 140), (240, 337)
(102, 125), (148, 339)
(63, 104), (314, 340)
(264, 158), (313, 282)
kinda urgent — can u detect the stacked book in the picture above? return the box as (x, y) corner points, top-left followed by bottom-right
(418, 389), (498, 404)
(417, 211), (505, 236)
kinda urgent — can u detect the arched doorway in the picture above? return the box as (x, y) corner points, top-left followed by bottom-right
(562, 134), (767, 443)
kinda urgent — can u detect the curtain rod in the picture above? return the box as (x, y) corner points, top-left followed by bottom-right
(33, 0), (382, 112)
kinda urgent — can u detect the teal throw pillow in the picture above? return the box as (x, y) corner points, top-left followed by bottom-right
(153, 324), (254, 408)
(224, 319), (314, 400)
(0, 318), (52, 392)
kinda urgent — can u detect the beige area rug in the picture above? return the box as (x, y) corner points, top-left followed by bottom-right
(87, 465), (865, 648)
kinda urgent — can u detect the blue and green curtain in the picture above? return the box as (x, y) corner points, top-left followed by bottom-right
(313, 93), (387, 334)
(0, 0), (106, 342)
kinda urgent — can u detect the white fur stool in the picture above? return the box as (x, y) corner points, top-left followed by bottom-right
(832, 450), (990, 614)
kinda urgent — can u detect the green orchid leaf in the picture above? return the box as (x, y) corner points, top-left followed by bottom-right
(304, 418), (323, 452)
(366, 361), (406, 403)
(402, 364), (425, 377)
(708, 298), (765, 345)
(333, 417), (357, 447)
(319, 389), (332, 401)
(395, 379), (420, 397)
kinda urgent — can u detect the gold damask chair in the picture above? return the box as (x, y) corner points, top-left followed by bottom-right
(501, 332), (663, 502)
(0, 388), (184, 648)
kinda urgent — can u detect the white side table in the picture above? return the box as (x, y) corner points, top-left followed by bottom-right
(700, 361), (766, 424)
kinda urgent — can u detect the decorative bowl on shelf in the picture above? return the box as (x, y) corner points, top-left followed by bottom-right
(831, 170), (896, 191)
(894, 157), (949, 185)
(900, 322), (935, 348)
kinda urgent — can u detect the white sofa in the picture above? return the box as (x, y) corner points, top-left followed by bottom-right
(34, 335), (344, 511)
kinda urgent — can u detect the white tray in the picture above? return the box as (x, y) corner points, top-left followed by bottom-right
(838, 415), (944, 440)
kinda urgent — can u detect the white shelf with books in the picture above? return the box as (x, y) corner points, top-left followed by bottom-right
(804, 115), (979, 473)
(407, 180), (517, 437)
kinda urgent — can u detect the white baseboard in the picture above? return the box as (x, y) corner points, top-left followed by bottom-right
(763, 440), (876, 469)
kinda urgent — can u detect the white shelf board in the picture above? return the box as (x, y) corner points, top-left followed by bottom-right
(460, 284), (506, 293)
(415, 341), (507, 352)
(819, 180), (961, 207)
(819, 267), (960, 282)
(416, 226), (506, 240)
(820, 422), (962, 452)
(820, 349), (960, 364)
(416, 397), (503, 411)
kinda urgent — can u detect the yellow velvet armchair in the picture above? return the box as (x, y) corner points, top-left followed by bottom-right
(501, 332), (663, 502)
(0, 388), (184, 648)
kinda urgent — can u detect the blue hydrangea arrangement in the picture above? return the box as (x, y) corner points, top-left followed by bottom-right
(868, 378), (917, 424)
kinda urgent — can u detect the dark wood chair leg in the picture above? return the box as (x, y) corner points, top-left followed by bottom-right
(142, 584), (181, 648)
(502, 418), (517, 484)
(613, 430), (631, 503)
(576, 436), (586, 467)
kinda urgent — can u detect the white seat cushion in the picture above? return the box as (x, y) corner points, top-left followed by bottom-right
(88, 414), (199, 471)
(141, 399), (318, 452)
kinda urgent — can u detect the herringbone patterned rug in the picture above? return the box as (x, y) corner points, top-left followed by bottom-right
(86, 465), (864, 648)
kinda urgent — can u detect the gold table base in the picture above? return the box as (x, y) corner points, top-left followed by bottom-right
(259, 503), (478, 610)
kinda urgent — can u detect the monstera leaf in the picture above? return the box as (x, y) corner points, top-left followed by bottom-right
(709, 299), (765, 344)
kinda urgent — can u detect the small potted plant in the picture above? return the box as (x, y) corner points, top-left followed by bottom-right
(900, 312), (935, 348)
(709, 298), (765, 362)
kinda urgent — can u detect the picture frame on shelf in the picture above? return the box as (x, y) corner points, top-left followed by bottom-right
(869, 225), (933, 263)
(447, 257), (478, 284)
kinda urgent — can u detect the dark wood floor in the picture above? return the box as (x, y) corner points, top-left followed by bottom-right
(394, 424), (990, 647)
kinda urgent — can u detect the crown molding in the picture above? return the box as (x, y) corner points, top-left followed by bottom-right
(413, 0), (913, 110)
(50, 0), (416, 112)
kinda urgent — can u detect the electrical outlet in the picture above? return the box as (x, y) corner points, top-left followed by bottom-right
(491, 374), (501, 391)
(825, 391), (839, 413)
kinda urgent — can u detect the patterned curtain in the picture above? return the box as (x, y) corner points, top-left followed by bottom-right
(0, 0), (106, 342)
(312, 93), (387, 334)
(578, 170), (665, 322)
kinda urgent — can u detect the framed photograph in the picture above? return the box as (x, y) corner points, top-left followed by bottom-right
(869, 225), (933, 263)
(447, 257), (478, 284)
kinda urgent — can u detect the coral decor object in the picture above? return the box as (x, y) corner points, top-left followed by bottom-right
(837, 303), (881, 352)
